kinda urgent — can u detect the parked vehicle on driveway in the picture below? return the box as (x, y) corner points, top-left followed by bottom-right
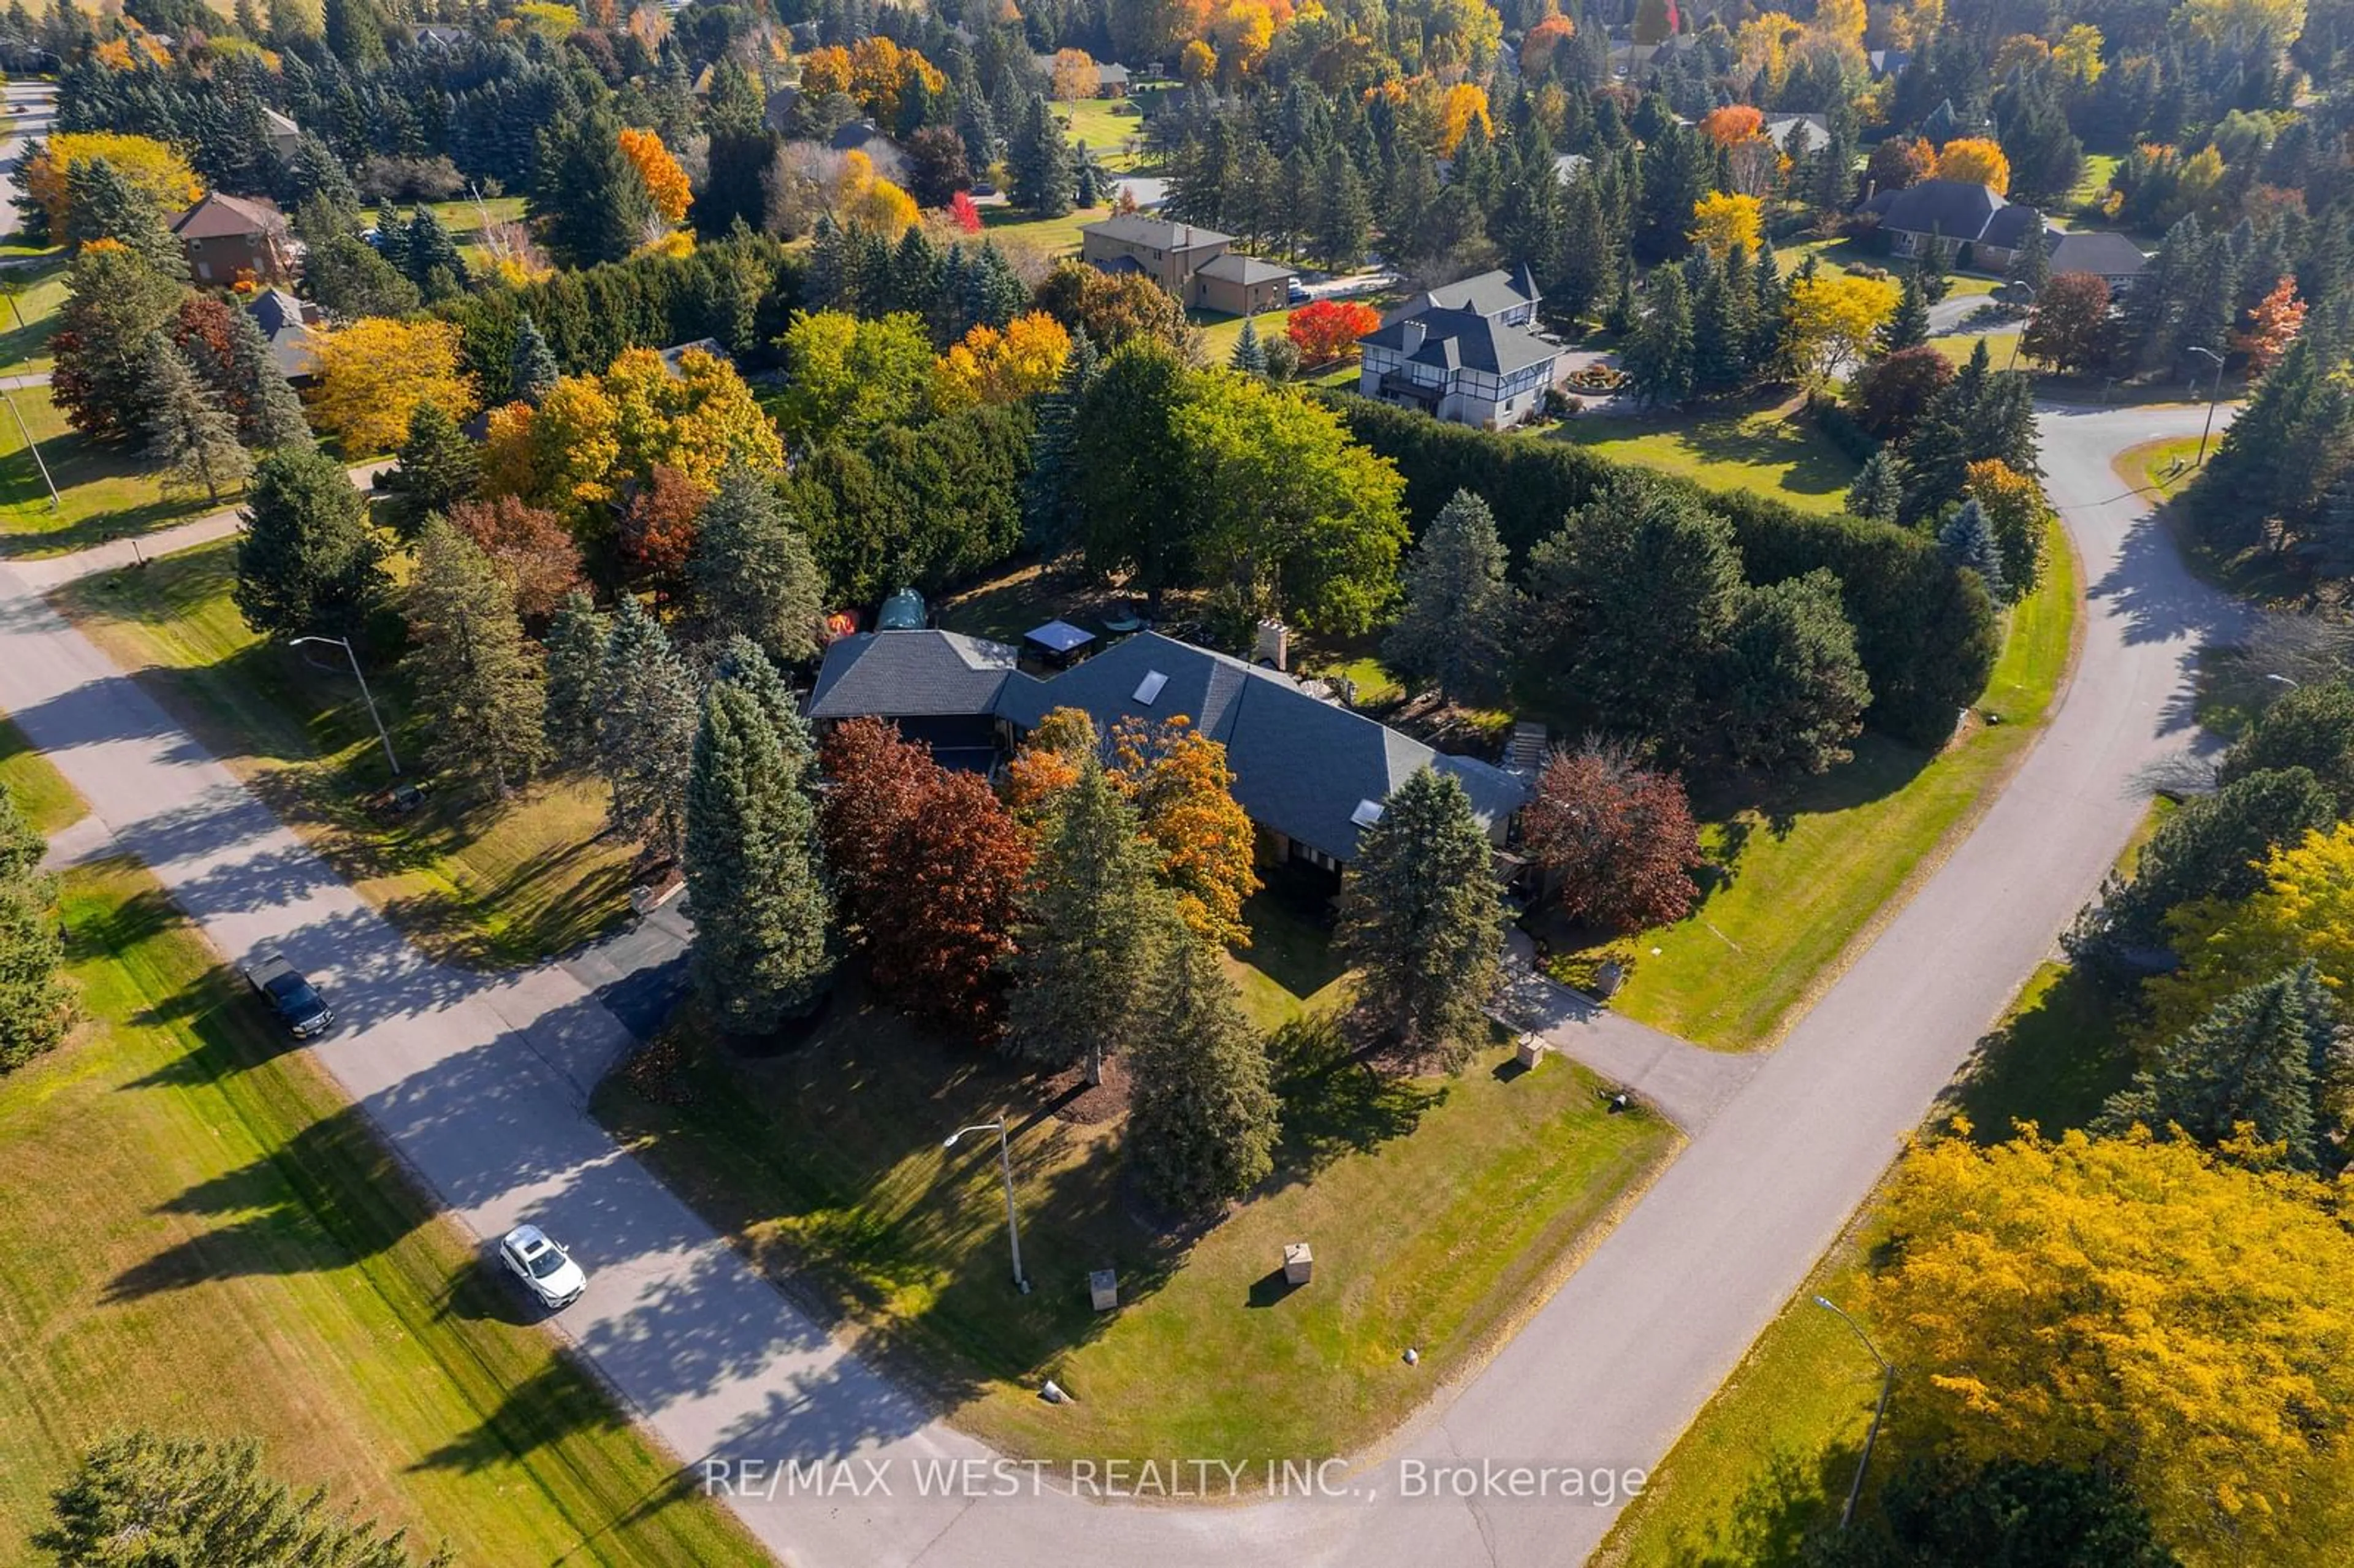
(499, 1224), (587, 1310)
(243, 952), (335, 1038)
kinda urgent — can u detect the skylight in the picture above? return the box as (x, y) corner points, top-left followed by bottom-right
(1134, 671), (1168, 705)
(1350, 799), (1385, 828)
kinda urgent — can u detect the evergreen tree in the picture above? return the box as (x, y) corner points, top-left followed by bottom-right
(1005, 757), (1174, 1084)
(143, 337), (253, 504)
(509, 311), (560, 406)
(1335, 768), (1505, 1071)
(232, 445), (383, 637)
(530, 111), (656, 268)
(50, 245), (184, 441)
(1881, 266), (1932, 354)
(400, 518), (547, 796)
(0, 782), (70, 1073)
(2101, 963), (2344, 1171)
(687, 465), (824, 666)
(2009, 215), (2051, 293)
(397, 205), (467, 295)
(1317, 145), (1372, 268)
(382, 401), (479, 539)
(1900, 338), (2039, 522)
(62, 158), (185, 276)
(1940, 498), (2009, 601)
(1720, 569), (1873, 774)
(37, 1430), (429, 1567)
(218, 303), (313, 451)
(1008, 93), (1073, 218)
(1021, 325), (1100, 554)
(1689, 251), (1746, 397)
(1748, 242), (1786, 375)
(1382, 488), (1514, 705)
(1228, 315), (1268, 375)
(685, 668), (834, 1036)
(1073, 143), (1105, 208)
(1846, 446), (1903, 522)
(1622, 265), (1695, 406)
(1126, 933), (1279, 1216)
(595, 595), (699, 860)
(541, 589), (610, 769)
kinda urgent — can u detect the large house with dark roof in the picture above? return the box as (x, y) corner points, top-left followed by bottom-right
(1076, 215), (1295, 314)
(806, 630), (1526, 872)
(1357, 265), (1560, 430)
(1860, 180), (2149, 289)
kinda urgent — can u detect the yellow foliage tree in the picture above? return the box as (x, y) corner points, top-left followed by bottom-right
(1049, 47), (1102, 99)
(828, 150), (919, 237)
(1179, 39), (1218, 81)
(599, 346), (786, 495)
(1866, 1127), (2354, 1559)
(2054, 23), (2106, 85)
(1002, 707), (1097, 828)
(1689, 191), (1763, 258)
(1113, 715), (1260, 948)
(1437, 82), (1493, 156)
(25, 132), (203, 241)
(2149, 823), (2354, 1045)
(1783, 272), (1900, 387)
(1933, 136), (2013, 195)
(2179, 0), (2305, 45)
(511, 0), (579, 37)
(618, 127), (693, 227)
(1811, 0), (1868, 45)
(1735, 11), (1799, 91)
(847, 35), (948, 123)
(931, 311), (1073, 409)
(306, 318), (478, 457)
(799, 44), (853, 96)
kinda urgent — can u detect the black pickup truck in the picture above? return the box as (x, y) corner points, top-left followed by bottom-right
(243, 952), (336, 1038)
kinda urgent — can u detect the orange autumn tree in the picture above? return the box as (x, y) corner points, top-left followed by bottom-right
(1112, 715), (1259, 948)
(1521, 12), (1575, 74)
(1002, 707), (1098, 827)
(2231, 276), (2306, 375)
(1287, 298), (1382, 365)
(617, 127), (692, 227)
(1698, 104), (1765, 146)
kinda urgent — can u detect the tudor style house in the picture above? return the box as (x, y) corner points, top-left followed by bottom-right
(806, 629), (1526, 875)
(1077, 215), (1296, 316)
(1356, 265), (1562, 430)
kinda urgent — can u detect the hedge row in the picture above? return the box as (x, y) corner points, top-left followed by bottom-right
(1327, 396), (1999, 748)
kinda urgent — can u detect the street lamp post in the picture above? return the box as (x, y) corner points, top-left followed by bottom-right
(2186, 344), (2226, 466)
(2267, 673), (2301, 690)
(2006, 284), (2035, 370)
(1814, 1295), (1895, 1531)
(0, 384), (58, 511)
(289, 634), (401, 777)
(944, 1118), (1029, 1295)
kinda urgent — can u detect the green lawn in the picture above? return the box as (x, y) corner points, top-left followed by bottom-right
(2071, 152), (2124, 213)
(1193, 303), (1295, 363)
(1549, 399), (1862, 517)
(982, 200), (1106, 259)
(1929, 327), (2022, 368)
(1596, 949), (2136, 1567)
(53, 538), (638, 966)
(1602, 517), (2079, 1049)
(0, 713), (89, 835)
(2116, 434), (2299, 603)
(0, 256), (67, 373)
(0, 384), (222, 558)
(0, 850), (764, 1565)
(361, 194), (530, 274)
(1056, 97), (1148, 170)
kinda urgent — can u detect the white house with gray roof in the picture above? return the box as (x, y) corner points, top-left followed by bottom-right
(1357, 266), (1560, 430)
(807, 630), (1526, 870)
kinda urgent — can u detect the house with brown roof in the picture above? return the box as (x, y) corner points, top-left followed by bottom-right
(1078, 214), (1295, 314)
(171, 192), (294, 285)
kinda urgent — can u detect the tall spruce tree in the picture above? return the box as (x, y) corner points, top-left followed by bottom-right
(143, 337), (253, 504)
(1127, 933), (1280, 1215)
(595, 595), (700, 860)
(1383, 488), (1514, 705)
(1623, 265), (1695, 406)
(63, 158), (186, 276)
(1334, 768), (1506, 1071)
(509, 311), (560, 406)
(1719, 569), (1873, 775)
(685, 671), (834, 1035)
(1847, 446), (1903, 521)
(1881, 266), (1933, 354)
(541, 590), (610, 769)
(1008, 93), (1074, 218)
(232, 445), (383, 637)
(1317, 145), (1372, 267)
(1940, 498), (2009, 601)
(1005, 757), (1173, 1085)
(0, 781), (70, 1072)
(218, 303), (313, 451)
(1022, 325), (1100, 554)
(530, 111), (656, 268)
(1229, 315), (1268, 375)
(2009, 215), (2051, 293)
(400, 518), (547, 796)
(2101, 963), (2345, 1171)
(382, 401), (479, 539)
(687, 465), (825, 666)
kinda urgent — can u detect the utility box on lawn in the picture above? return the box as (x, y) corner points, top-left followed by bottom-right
(1515, 1035), (1546, 1070)
(1089, 1269), (1118, 1312)
(1282, 1243), (1313, 1287)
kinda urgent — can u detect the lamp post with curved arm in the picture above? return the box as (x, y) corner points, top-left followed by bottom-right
(1814, 1295), (1895, 1531)
(289, 634), (400, 777)
(2186, 344), (2226, 466)
(945, 1118), (1030, 1295)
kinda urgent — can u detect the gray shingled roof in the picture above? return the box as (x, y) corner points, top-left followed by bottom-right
(806, 631), (1018, 720)
(1388, 264), (1541, 322)
(2049, 230), (2149, 276)
(995, 633), (1523, 862)
(1866, 178), (2006, 242)
(1359, 305), (1558, 377)
(1976, 205), (2044, 251)
(1081, 213), (1232, 250)
(1195, 252), (1295, 284)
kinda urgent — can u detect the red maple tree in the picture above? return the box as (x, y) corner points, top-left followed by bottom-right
(2231, 275), (2306, 376)
(818, 718), (1032, 1036)
(1520, 743), (1705, 933)
(1286, 299), (1383, 367)
(444, 495), (585, 624)
(948, 189), (984, 234)
(619, 465), (709, 604)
